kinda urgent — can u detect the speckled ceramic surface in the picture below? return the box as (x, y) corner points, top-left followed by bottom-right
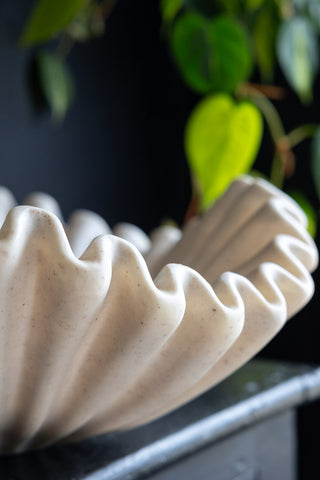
(0, 176), (317, 453)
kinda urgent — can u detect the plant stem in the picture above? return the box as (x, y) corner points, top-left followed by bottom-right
(56, 33), (75, 59)
(99, 0), (117, 19)
(242, 82), (286, 100)
(241, 85), (286, 143)
(55, 0), (117, 59)
(238, 83), (288, 187)
(270, 153), (284, 188)
(287, 124), (318, 148)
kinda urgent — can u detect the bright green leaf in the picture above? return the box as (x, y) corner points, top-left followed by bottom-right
(311, 126), (320, 203)
(276, 16), (319, 102)
(288, 190), (317, 238)
(20, 0), (89, 46)
(185, 93), (263, 209)
(36, 52), (75, 121)
(160, 0), (183, 22)
(171, 13), (253, 94)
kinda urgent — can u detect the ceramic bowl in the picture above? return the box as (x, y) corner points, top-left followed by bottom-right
(0, 176), (317, 453)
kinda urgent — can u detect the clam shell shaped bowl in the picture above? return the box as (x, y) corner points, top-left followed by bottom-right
(0, 177), (318, 453)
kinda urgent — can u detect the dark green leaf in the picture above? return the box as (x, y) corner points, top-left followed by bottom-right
(20, 0), (89, 46)
(160, 0), (183, 22)
(36, 52), (75, 121)
(184, 0), (223, 17)
(276, 16), (319, 102)
(171, 13), (212, 93)
(245, 0), (265, 10)
(185, 0), (252, 16)
(171, 13), (253, 94)
(185, 94), (263, 209)
(253, 4), (279, 81)
(288, 190), (317, 237)
(311, 126), (320, 202)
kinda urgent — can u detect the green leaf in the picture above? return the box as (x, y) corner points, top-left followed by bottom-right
(294, 0), (320, 32)
(311, 126), (320, 202)
(171, 13), (253, 94)
(245, 0), (265, 10)
(20, 0), (89, 46)
(36, 52), (75, 121)
(160, 0), (183, 22)
(184, 0), (223, 17)
(276, 16), (319, 102)
(307, 0), (320, 32)
(288, 190), (317, 238)
(253, 4), (279, 81)
(185, 93), (263, 209)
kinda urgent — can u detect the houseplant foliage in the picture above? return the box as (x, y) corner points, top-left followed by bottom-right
(20, 0), (113, 120)
(20, 0), (320, 234)
(161, 0), (320, 234)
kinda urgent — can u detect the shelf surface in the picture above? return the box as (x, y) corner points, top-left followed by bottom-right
(1, 359), (320, 480)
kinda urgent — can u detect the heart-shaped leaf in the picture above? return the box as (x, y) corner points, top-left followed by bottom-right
(171, 13), (253, 94)
(276, 16), (319, 102)
(185, 93), (263, 209)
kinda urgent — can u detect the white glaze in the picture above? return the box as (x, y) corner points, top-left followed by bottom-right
(0, 177), (317, 452)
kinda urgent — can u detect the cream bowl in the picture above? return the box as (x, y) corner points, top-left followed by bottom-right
(0, 176), (317, 453)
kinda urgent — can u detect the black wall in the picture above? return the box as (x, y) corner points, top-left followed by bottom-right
(0, 0), (192, 230)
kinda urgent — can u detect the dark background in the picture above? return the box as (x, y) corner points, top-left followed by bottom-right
(0, 0), (193, 231)
(0, 0), (319, 364)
